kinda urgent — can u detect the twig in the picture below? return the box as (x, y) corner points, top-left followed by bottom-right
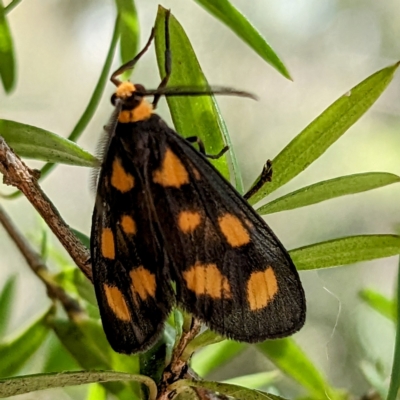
(0, 203), (84, 319)
(0, 136), (92, 281)
(157, 318), (202, 400)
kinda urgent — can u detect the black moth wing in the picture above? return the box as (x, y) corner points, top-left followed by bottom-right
(143, 115), (306, 342)
(91, 120), (174, 354)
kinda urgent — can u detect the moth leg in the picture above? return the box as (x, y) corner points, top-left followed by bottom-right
(153, 10), (172, 108)
(110, 27), (155, 86)
(186, 136), (229, 160)
(243, 160), (273, 200)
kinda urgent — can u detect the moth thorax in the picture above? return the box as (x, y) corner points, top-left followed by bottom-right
(114, 82), (153, 123)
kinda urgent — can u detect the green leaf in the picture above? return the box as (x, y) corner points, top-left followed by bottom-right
(0, 276), (17, 338)
(173, 309), (184, 342)
(53, 267), (97, 308)
(40, 228), (48, 260)
(257, 339), (339, 399)
(258, 172), (400, 215)
(154, 6), (243, 189)
(0, 371), (157, 399)
(0, 120), (98, 167)
(42, 333), (80, 373)
(290, 235), (400, 271)
(86, 383), (107, 400)
(191, 339), (246, 377)
(139, 333), (172, 384)
(71, 228), (90, 249)
(184, 329), (226, 355)
(194, 0), (291, 79)
(115, 0), (139, 64)
(0, 307), (51, 377)
(359, 288), (396, 322)
(169, 379), (288, 400)
(223, 371), (280, 390)
(248, 62), (400, 204)
(0, 1), (15, 92)
(52, 318), (139, 373)
(386, 261), (400, 400)
(51, 318), (141, 400)
(4, 0), (23, 14)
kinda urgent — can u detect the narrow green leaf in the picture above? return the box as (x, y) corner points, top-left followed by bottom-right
(86, 383), (107, 400)
(258, 173), (400, 215)
(0, 1), (15, 92)
(0, 276), (17, 338)
(173, 309), (184, 345)
(0, 307), (51, 377)
(52, 319), (141, 400)
(184, 329), (226, 354)
(4, 0), (23, 14)
(359, 288), (396, 322)
(0, 371), (157, 399)
(387, 261), (400, 400)
(191, 339), (246, 377)
(42, 334), (80, 373)
(154, 6), (240, 187)
(139, 333), (171, 384)
(194, 0), (291, 79)
(0, 120), (98, 167)
(170, 379), (288, 400)
(40, 228), (48, 260)
(223, 371), (280, 390)
(71, 228), (90, 249)
(115, 0), (139, 64)
(52, 319), (139, 373)
(257, 339), (339, 399)
(53, 267), (97, 307)
(248, 62), (400, 204)
(290, 235), (400, 271)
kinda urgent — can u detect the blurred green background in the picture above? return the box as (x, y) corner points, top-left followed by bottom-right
(1, 0), (400, 398)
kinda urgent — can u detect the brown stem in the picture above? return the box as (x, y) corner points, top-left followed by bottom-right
(157, 318), (202, 400)
(0, 136), (92, 281)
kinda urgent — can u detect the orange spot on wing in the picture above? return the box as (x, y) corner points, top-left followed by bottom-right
(183, 263), (231, 299)
(101, 228), (115, 259)
(103, 284), (131, 321)
(153, 148), (189, 188)
(218, 213), (250, 247)
(120, 215), (137, 235)
(247, 266), (278, 310)
(130, 266), (156, 305)
(178, 210), (201, 233)
(111, 158), (134, 193)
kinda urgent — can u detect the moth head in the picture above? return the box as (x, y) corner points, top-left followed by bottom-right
(111, 82), (148, 111)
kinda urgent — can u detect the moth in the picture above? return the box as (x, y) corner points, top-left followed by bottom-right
(91, 10), (306, 354)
